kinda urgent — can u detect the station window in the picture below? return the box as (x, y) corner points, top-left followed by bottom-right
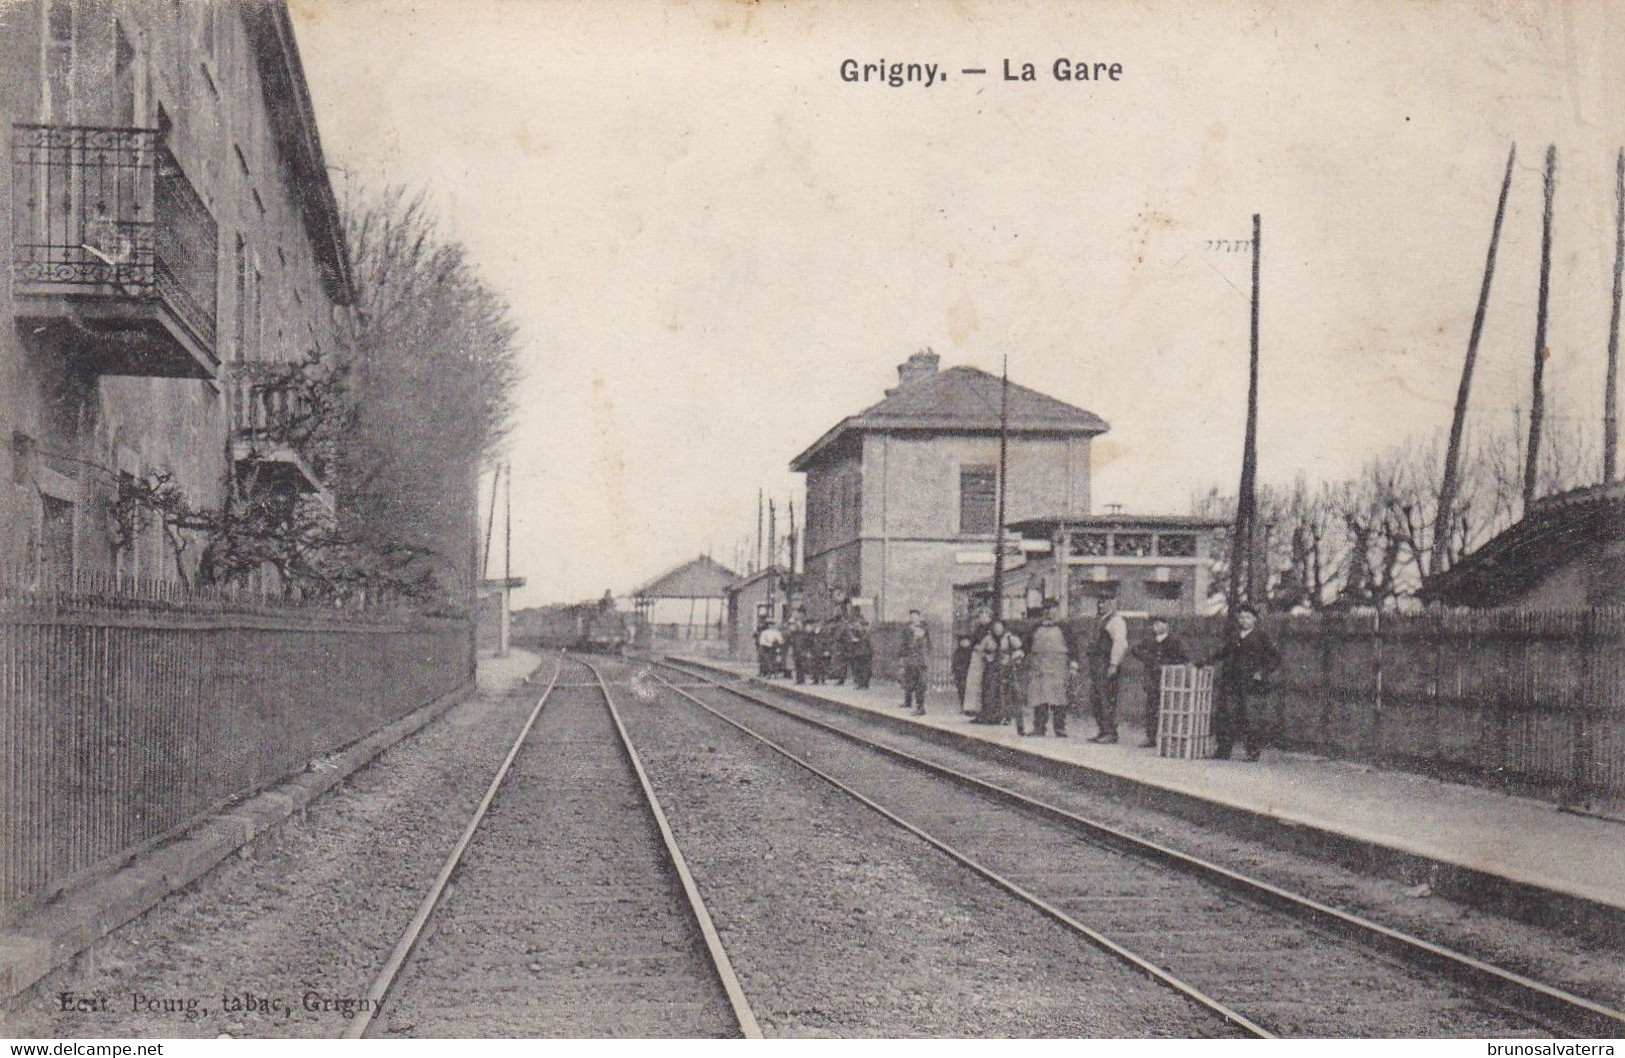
(959, 465), (996, 535)
(1078, 579), (1119, 600)
(1156, 533), (1197, 558)
(1145, 579), (1184, 602)
(1114, 532), (1153, 557)
(1070, 532), (1109, 557)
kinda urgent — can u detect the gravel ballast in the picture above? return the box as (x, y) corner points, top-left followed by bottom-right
(613, 659), (1238, 1038)
(657, 663), (1610, 1037)
(376, 659), (739, 1037)
(690, 665), (1625, 1015)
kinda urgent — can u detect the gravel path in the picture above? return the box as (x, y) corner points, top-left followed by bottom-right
(686, 665), (1625, 1014)
(612, 659), (1238, 1038)
(659, 665), (1600, 1037)
(376, 659), (738, 1037)
(0, 653), (549, 1039)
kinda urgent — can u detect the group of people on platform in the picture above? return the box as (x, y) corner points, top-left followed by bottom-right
(754, 611), (875, 690)
(949, 598), (1282, 760)
(757, 597), (1283, 760)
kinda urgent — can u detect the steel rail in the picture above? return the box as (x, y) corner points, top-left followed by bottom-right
(648, 669), (1269, 1039)
(656, 656), (1625, 1039)
(581, 657), (763, 1039)
(344, 653), (566, 1039)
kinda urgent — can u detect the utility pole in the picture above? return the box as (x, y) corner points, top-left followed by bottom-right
(1228, 214), (1262, 614)
(1524, 145), (1557, 510)
(991, 355), (1011, 619)
(1606, 147), (1623, 483)
(1433, 144), (1516, 576)
(481, 463), (499, 579)
(755, 489), (764, 575)
(500, 462), (512, 657)
(786, 499), (798, 617)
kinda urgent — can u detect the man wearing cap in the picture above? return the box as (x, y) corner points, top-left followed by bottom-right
(900, 609), (932, 715)
(1087, 595), (1129, 743)
(1130, 617), (1189, 748)
(1207, 605), (1282, 761)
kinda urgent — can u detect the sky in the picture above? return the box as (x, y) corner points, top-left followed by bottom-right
(289, 0), (1625, 607)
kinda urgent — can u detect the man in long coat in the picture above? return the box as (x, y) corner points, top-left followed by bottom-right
(899, 609), (932, 715)
(846, 616), (875, 689)
(1026, 603), (1074, 737)
(1130, 617), (1189, 747)
(788, 615), (812, 684)
(1207, 605), (1282, 760)
(822, 616), (848, 685)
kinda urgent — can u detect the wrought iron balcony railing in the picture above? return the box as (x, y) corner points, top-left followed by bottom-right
(11, 124), (219, 377)
(229, 365), (330, 501)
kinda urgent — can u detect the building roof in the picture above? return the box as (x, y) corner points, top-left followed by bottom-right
(633, 555), (740, 599)
(790, 357), (1109, 471)
(1007, 513), (1230, 536)
(243, 2), (354, 305)
(725, 565), (789, 596)
(1421, 480), (1625, 607)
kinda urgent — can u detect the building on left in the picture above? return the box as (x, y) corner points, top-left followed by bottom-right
(0, 0), (352, 585)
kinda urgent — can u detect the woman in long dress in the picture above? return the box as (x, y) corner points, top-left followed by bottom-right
(961, 608), (993, 718)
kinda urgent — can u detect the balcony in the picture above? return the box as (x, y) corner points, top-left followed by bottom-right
(230, 366), (331, 507)
(11, 124), (219, 378)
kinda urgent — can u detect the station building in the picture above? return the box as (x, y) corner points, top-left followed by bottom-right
(0, 0), (352, 585)
(790, 349), (1108, 628)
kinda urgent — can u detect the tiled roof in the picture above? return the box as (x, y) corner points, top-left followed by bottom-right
(1421, 481), (1625, 607)
(633, 555), (740, 598)
(791, 367), (1108, 470)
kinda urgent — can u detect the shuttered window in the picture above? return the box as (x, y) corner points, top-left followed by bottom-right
(959, 466), (997, 535)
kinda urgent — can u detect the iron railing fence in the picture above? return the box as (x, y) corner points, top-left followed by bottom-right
(0, 574), (472, 916)
(853, 609), (1625, 814)
(0, 566), (432, 622)
(11, 123), (218, 349)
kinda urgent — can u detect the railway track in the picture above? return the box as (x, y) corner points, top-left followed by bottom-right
(653, 656), (1625, 1039)
(346, 653), (758, 1038)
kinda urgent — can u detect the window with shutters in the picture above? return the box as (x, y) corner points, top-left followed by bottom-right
(959, 465), (997, 535)
(41, 495), (75, 583)
(42, 0), (74, 121)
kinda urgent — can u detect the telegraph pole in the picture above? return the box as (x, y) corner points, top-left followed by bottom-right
(481, 464), (499, 579)
(499, 462), (512, 657)
(1228, 214), (1262, 613)
(991, 355), (1011, 619)
(1606, 147), (1623, 483)
(786, 499), (798, 617)
(1433, 144), (1516, 575)
(1524, 145), (1556, 510)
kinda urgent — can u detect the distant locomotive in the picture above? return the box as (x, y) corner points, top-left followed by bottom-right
(518, 593), (631, 654)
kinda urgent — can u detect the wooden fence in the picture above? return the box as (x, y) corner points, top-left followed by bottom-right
(1, 576), (472, 916)
(865, 609), (1625, 814)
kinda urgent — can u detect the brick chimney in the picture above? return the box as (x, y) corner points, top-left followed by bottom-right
(888, 348), (941, 395)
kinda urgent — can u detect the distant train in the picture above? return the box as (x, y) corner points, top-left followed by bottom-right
(516, 595), (633, 654)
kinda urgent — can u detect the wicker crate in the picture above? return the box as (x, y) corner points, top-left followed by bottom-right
(1158, 664), (1216, 760)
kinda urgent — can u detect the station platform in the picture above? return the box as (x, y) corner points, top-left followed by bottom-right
(663, 652), (1625, 941)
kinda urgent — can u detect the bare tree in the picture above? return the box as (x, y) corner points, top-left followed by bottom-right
(109, 189), (521, 608)
(1194, 415), (1600, 610)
